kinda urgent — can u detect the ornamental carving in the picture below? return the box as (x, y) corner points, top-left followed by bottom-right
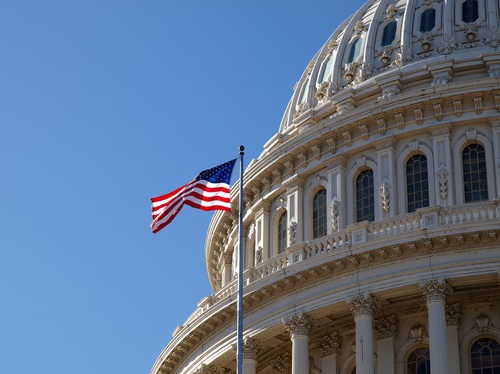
(485, 27), (500, 47)
(327, 39), (339, 51)
(347, 293), (378, 317)
(319, 332), (342, 357)
(344, 62), (360, 83)
(438, 34), (457, 55)
(315, 81), (331, 103)
(374, 315), (398, 339)
(242, 337), (261, 361)
(394, 46), (412, 67)
(194, 364), (220, 374)
(446, 303), (462, 326)
(288, 217), (297, 246)
(331, 198), (341, 231)
(354, 20), (367, 35)
(418, 278), (450, 303)
(431, 71), (451, 86)
(380, 179), (391, 213)
(488, 64), (500, 78)
(355, 62), (373, 83)
(378, 84), (400, 101)
(437, 165), (449, 200)
(379, 46), (392, 65)
(386, 4), (398, 18)
(272, 352), (291, 374)
(420, 32), (434, 50)
(463, 23), (478, 41)
(283, 312), (315, 337)
(475, 313), (490, 332)
(409, 323), (427, 342)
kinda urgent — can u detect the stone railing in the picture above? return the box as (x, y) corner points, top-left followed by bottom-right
(177, 201), (500, 334)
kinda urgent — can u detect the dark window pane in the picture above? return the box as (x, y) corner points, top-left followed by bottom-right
(356, 170), (374, 222)
(420, 8), (436, 32)
(313, 189), (327, 239)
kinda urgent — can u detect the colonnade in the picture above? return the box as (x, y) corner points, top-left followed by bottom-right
(232, 278), (452, 374)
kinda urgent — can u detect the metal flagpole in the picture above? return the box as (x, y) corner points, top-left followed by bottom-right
(237, 145), (245, 374)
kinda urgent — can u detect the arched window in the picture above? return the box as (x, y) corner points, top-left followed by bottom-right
(420, 8), (436, 32)
(277, 212), (288, 253)
(463, 143), (488, 203)
(313, 189), (327, 239)
(356, 169), (374, 222)
(470, 337), (500, 373)
(320, 54), (334, 83)
(381, 21), (397, 46)
(462, 0), (479, 23)
(348, 38), (362, 63)
(406, 154), (430, 213)
(407, 347), (431, 374)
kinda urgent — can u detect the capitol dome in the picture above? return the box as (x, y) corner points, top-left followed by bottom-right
(152, 0), (500, 373)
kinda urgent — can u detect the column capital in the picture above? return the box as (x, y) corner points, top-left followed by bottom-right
(318, 331), (342, 357)
(271, 352), (291, 374)
(419, 278), (450, 304)
(446, 303), (462, 326)
(374, 315), (398, 339)
(283, 312), (315, 337)
(347, 293), (378, 318)
(242, 337), (262, 361)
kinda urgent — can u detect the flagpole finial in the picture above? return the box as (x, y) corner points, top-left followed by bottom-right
(239, 145), (245, 153)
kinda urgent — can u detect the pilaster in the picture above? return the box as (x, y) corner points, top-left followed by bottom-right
(284, 177), (305, 246)
(373, 136), (397, 219)
(374, 316), (397, 374)
(430, 124), (454, 206)
(319, 332), (342, 374)
(328, 154), (347, 232)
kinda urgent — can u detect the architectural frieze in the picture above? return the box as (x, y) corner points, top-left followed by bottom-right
(374, 315), (398, 339)
(318, 332), (342, 357)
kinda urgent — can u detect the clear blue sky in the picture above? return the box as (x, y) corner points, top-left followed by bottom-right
(0, 1), (365, 373)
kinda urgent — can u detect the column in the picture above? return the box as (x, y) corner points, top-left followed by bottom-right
(283, 312), (315, 374)
(490, 117), (500, 198)
(347, 293), (378, 374)
(319, 332), (342, 374)
(446, 303), (462, 374)
(374, 316), (397, 374)
(419, 278), (450, 374)
(242, 337), (261, 374)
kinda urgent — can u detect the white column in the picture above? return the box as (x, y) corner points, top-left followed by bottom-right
(242, 337), (261, 374)
(319, 332), (342, 374)
(283, 312), (315, 374)
(419, 278), (451, 374)
(374, 316), (397, 374)
(348, 293), (378, 374)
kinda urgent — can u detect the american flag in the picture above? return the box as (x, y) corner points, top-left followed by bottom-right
(150, 159), (236, 233)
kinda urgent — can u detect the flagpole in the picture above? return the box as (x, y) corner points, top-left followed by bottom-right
(237, 145), (244, 374)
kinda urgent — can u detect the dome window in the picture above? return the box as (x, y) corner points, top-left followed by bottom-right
(277, 211), (287, 253)
(381, 21), (397, 46)
(355, 170), (374, 223)
(470, 337), (500, 372)
(462, 0), (479, 23)
(462, 143), (488, 203)
(312, 189), (327, 239)
(320, 54), (334, 83)
(407, 347), (431, 374)
(420, 8), (436, 32)
(348, 37), (363, 63)
(406, 154), (429, 213)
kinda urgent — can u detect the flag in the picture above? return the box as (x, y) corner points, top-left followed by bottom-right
(150, 159), (236, 233)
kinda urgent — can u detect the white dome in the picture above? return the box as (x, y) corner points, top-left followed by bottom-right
(152, 1), (500, 373)
(275, 0), (500, 139)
